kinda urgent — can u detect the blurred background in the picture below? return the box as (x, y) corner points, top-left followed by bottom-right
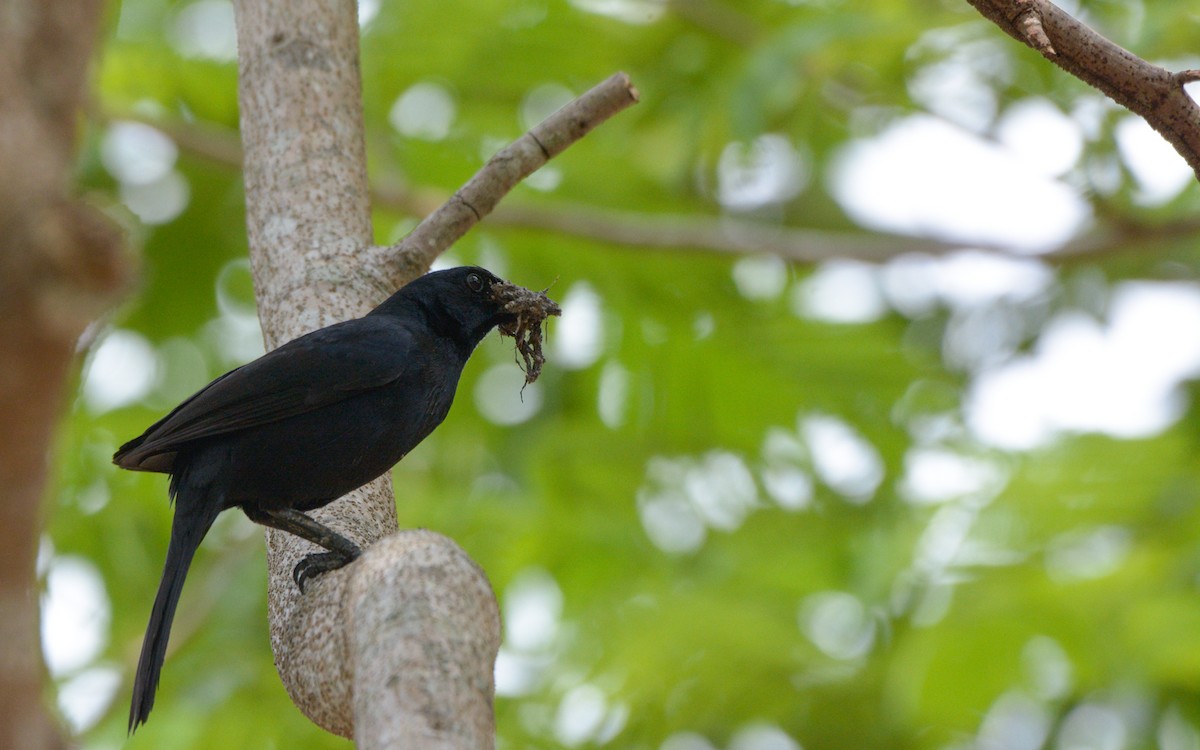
(43, 0), (1200, 748)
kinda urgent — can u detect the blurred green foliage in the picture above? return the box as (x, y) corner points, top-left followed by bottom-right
(44, 0), (1200, 748)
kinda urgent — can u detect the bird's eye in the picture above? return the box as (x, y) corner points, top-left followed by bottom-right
(466, 273), (484, 292)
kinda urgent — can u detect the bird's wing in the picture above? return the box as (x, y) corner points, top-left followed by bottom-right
(114, 316), (424, 471)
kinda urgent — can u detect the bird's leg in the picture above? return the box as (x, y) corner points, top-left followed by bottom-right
(244, 507), (363, 592)
(253, 507), (363, 557)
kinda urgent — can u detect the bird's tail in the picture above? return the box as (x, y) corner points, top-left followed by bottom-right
(128, 488), (221, 733)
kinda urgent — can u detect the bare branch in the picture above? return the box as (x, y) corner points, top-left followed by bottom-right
(371, 180), (973, 261)
(101, 110), (981, 264)
(112, 98), (1200, 269)
(369, 72), (640, 288)
(965, 0), (1200, 180)
(487, 201), (968, 262)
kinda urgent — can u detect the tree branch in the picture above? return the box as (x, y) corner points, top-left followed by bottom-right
(366, 72), (639, 289)
(378, 183), (981, 262)
(965, 0), (1200, 180)
(113, 109), (1200, 267)
(355, 178), (1200, 267)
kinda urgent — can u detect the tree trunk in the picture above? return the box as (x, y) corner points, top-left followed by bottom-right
(0, 1), (129, 748)
(233, 1), (501, 745)
(232, 0), (635, 742)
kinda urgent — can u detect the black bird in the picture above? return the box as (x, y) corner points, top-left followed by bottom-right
(115, 266), (556, 732)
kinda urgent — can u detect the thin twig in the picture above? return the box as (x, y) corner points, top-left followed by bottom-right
(372, 72), (640, 287)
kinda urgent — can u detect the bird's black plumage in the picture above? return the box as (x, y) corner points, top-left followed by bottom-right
(117, 266), (520, 732)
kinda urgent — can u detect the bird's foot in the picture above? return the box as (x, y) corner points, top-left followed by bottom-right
(293, 550), (358, 593)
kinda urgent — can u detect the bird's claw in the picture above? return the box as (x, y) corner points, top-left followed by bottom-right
(293, 551), (356, 593)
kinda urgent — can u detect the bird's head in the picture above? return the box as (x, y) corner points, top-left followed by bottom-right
(376, 266), (561, 381)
